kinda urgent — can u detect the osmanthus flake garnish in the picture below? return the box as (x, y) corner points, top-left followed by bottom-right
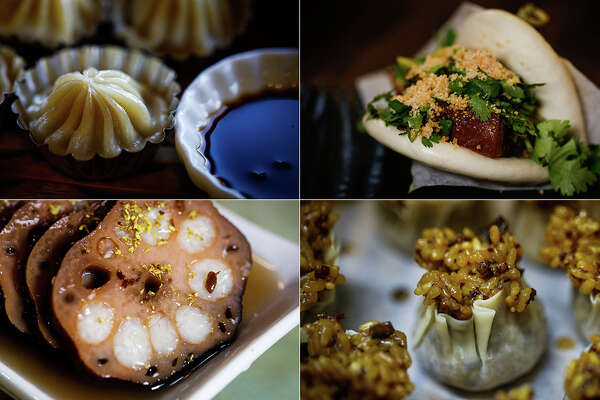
(411, 222), (546, 391)
(363, 9), (597, 196)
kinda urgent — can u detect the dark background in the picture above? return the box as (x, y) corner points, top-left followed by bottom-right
(0, 0), (298, 198)
(302, 0), (599, 87)
(301, 0), (600, 198)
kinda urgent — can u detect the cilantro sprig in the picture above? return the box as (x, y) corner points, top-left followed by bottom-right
(531, 120), (598, 196)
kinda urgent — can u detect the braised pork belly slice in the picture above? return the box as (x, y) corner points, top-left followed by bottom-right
(0, 200), (90, 333)
(25, 201), (115, 348)
(52, 200), (251, 384)
(448, 110), (505, 158)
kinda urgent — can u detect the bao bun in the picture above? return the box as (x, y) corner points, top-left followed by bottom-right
(364, 9), (585, 184)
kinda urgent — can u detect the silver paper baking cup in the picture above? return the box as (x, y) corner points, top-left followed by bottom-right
(12, 45), (181, 159)
(0, 45), (25, 105)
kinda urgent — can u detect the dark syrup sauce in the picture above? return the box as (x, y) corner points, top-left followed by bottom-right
(201, 90), (299, 199)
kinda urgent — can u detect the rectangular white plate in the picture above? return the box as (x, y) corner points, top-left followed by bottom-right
(0, 205), (299, 400)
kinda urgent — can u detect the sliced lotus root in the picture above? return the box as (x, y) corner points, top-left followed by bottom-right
(0, 200), (89, 334)
(52, 200), (251, 384)
(25, 201), (115, 348)
(0, 201), (25, 230)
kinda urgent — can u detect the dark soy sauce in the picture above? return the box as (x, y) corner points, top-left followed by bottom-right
(202, 91), (299, 199)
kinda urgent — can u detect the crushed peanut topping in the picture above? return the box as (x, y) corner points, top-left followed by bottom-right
(540, 206), (600, 296)
(141, 263), (172, 279)
(300, 201), (345, 312)
(408, 46), (520, 86)
(301, 317), (414, 400)
(414, 223), (535, 320)
(454, 47), (520, 85)
(565, 335), (600, 400)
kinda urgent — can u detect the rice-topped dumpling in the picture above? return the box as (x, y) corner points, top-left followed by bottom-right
(412, 222), (547, 391)
(565, 334), (600, 400)
(301, 316), (414, 400)
(300, 201), (344, 313)
(540, 206), (600, 341)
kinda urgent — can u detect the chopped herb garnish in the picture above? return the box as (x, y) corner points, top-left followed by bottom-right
(439, 119), (453, 136)
(438, 28), (457, 48)
(468, 94), (493, 122)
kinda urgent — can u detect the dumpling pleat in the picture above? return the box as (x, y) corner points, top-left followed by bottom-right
(66, 90), (97, 160)
(45, 89), (88, 155)
(97, 85), (153, 134)
(95, 92), (120, 158)
(104, 94), (144, 148)
(30, 83), (82, 137)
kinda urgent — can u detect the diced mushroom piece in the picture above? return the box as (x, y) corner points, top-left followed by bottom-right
(52, 200), (251, 384)
(25, 201), (114, 348)
(0, 200), (89, 333)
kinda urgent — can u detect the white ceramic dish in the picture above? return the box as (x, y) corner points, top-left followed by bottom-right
(0, 205), (299, 400)
(175, 48), (299, 198)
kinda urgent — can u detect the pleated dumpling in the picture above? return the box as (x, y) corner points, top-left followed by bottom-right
(0, 0), (102, 47)
(412, 222), (547, 391)
(28, 68), (168, 161)
(0, 46), (25, 103)
(113, 0), (251, 59)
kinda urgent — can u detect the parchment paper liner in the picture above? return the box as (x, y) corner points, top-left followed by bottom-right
(11, 45), (181, 180)
(110, 0), (252, 60)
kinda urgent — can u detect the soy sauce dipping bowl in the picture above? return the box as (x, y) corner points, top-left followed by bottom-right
(175, 48), (299, 198)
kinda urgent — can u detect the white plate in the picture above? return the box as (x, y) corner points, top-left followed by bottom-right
(175, 49), (299, 198)
(0, 205), (299, 400)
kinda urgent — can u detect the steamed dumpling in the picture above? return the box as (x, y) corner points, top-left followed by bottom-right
(565, 335), (600, 400)
(300, 201), (343, 313)
(27, 68), (168, 161)
(114, 0), (251, 58)
(412, 223), (546, 391)
(0, 46), (25, 102)
(540, 206), (600, 341)
(0, 0), (102, 47)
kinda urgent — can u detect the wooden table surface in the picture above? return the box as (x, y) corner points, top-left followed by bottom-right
(301, 0), (600, 88)
(0, 1), (298, 199)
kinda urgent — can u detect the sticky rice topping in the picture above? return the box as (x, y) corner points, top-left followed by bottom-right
(414, 224), (535, 320)
(301, 317), (414, 400)
(300, 201), (345, 312)
(565, 334), (600, 400)
(540, 206), (600, 295)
